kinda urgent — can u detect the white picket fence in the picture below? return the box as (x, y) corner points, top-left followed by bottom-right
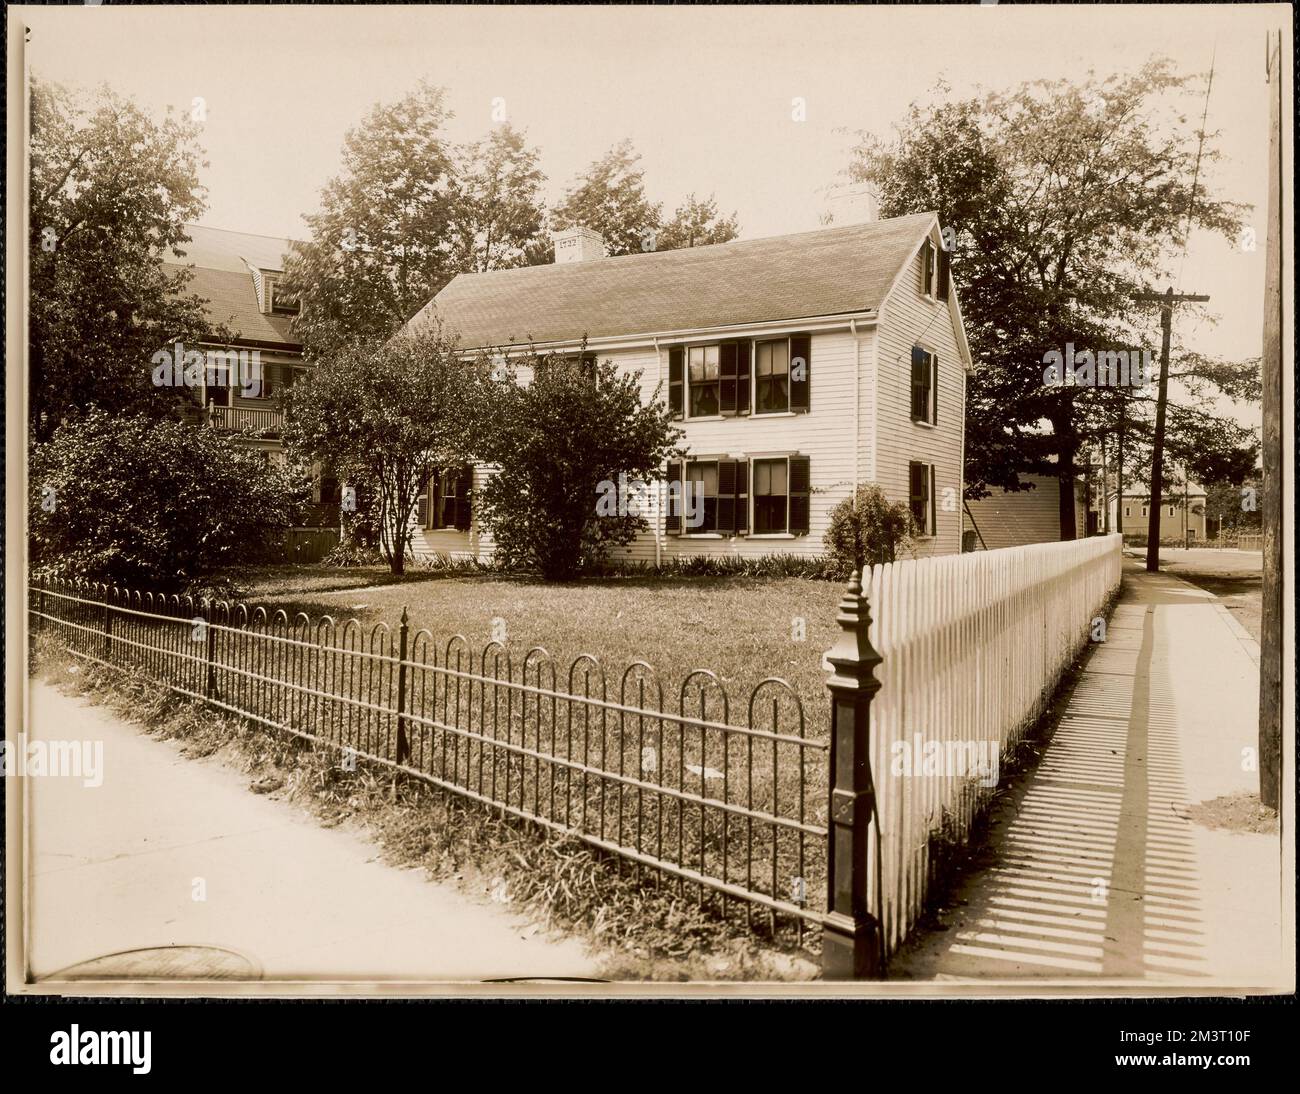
(862, 534), (1123, 957)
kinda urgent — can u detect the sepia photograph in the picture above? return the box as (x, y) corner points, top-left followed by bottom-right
(4, 0), (1294, 1037)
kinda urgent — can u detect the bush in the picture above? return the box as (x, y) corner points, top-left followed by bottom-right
(30, 409), (308, 589)
(825, 483), (915, 570)
(476, 350), (682, 580)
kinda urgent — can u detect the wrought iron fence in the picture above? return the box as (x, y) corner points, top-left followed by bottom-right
(30, 578), (828, 948)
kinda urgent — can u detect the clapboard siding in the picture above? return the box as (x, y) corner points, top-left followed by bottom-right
(963, 475), (1087, 550)
(873, 231), (966, 557)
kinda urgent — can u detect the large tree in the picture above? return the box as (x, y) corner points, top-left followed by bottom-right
(656, 193), (740, 251)
(849, 61), (1253, 538)
(550, 139), (664, 257)
(282, 322), (490, 574)
(29, 78), (215, 442)
(446, 123), (549, 273)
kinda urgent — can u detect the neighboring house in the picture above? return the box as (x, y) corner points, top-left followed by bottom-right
(404, 213), (972, 562)
(962, 475), (1088, 551)
(1110, 487), (1207, 540)
(164, 225), (339, 523)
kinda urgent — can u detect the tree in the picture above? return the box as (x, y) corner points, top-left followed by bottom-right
(29, 77), (215, 442)
(825, 483), (916, 572)
(550, 139), (663, 257)
(30, 410), (304, 590)
(446, 124), (549, 273)
(476, 350), (683, 579)
(656, 194), (740, 251)
(279, 81), (459, 356)
(849, 61), (1249, 538)
(282, 322), (489, 574)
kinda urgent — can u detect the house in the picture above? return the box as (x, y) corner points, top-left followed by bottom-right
(403, 212), (972, 563)
(962, 475), (1088, 551)
(163, 225), (340, 523)
(1110, 486), (1207, 541)
(163, 225), (307, 464)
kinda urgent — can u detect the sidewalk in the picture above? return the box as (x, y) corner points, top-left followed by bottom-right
(892, 563), (1286, 988)
(24, 680), (598, 984)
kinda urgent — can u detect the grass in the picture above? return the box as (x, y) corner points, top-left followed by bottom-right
(222, 566), (845, 727)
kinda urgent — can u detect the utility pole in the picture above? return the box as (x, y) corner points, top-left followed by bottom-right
(1134, 288), (1209, 571)
(1115, 401), (1125, 538)
(1258, 28), (1284, 811)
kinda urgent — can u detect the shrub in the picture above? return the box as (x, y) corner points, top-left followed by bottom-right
(825, 483), (915, 570)
(30, 409), (307, 589)
(476, 349), (682, 580)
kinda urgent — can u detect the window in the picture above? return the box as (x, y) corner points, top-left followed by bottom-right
(268, 279), (300, 315)
(666, 457), (748, 535)
(1169, 505), (1176, 517)
(752, 458), (787, 533)
(533, 352), (595, 385)
(909, 461), (936, 535)
(1141, 506), (1148, 516)
(755, 340), (789, 413)
(686, 459), (720, 531)
(688, 345), (720, 417)
(920, 239), (937, 297)
(669, 336), (808, 418)
(911, 346), (937, 424)
(420, 466), (472, 531)
(1124, 506), (1131, 518)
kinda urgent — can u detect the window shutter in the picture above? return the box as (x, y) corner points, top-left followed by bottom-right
(928, 465), (937, 535)
(736, 341), (751, 415)
(937, 246), (951, 301)
(909, 461), (926, 532)
(668, 347), (684, 418)
(664, 459), (684, 534)
(788, 455), (811, 534)
(931, 354), (938, 423)
(416, 490), (429, 528)
(911, 347), (927, 421)
(454, 466), (473, 531)
(717, 460), (738, 532)
(735, 459), (749, 533)
(789, 334), (810, 412)
(719, 343), (738, 415)
(920, 241), (935, 295)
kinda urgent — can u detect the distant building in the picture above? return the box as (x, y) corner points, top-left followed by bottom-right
(962, 475), (1087, 551)
(1110, 486), (1207, 540)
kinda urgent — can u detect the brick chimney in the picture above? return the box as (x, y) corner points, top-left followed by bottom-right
(552, 226), (607, 264)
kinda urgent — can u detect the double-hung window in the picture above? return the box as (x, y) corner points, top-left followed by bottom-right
(419, 466), (473, 531)
(911, 346), (937, 424)
(668, 335), (809, 418)
(909, 461), (936, 536)
(665, 455), (809, 536)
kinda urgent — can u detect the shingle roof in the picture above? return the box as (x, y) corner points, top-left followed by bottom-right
(412, 212), (937, 349)
(165, 224), (305, 349)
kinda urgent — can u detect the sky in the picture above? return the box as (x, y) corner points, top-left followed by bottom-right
(15, 3), (1287, 425)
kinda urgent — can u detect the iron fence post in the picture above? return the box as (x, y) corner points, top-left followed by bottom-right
(204, 599), (217, 700)
(101, 591), (112, 662)
(822, 567), (884, 979)
(395, 607), (410, 765)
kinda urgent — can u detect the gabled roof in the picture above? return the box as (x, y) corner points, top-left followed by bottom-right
(164, 224), (305, 350)
(412, 212), (938, 349)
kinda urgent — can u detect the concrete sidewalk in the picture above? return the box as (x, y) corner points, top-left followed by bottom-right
(892, 564), (1287, 989)
(24, 679), (598, 984)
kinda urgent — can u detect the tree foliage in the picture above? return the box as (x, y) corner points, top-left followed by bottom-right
(29, 77), (215, 442)
(30, 410), (304, 590)
(825, 483), (916, 570)
(656, 193), (740, 251)
(283, 322), (489, 574)
(476, 350), (683, 580)
(848, 61), (1252, 537)
(550, 139), (663, 258)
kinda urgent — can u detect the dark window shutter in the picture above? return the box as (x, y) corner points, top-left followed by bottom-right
(920, 241), (935, 295)
(736, 341), (751, 415)
(668, 347), (684, 418)
(454, 466), (473, 531)
(717, 459), (737, 532)
(416, 489), (429, 528)
(937, 246), (951, 301)
(735, 459), (749, 533)
(664, 459), (683, 534)
(930, 354), (938, 424)
(789, 455), (811, 534)
(789, 334), (811, 412)
(719, 343), (738, 415)
(909, 461), (927, 533)
(910, 347), (927, 421)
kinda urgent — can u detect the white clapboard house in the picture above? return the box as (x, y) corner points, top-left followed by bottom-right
(404, 212), (971, 563)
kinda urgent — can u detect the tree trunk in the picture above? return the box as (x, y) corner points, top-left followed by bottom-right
(1052, 409), (1078, 540)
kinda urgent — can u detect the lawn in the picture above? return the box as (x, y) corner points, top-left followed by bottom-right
(230, 566), (845, 732)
